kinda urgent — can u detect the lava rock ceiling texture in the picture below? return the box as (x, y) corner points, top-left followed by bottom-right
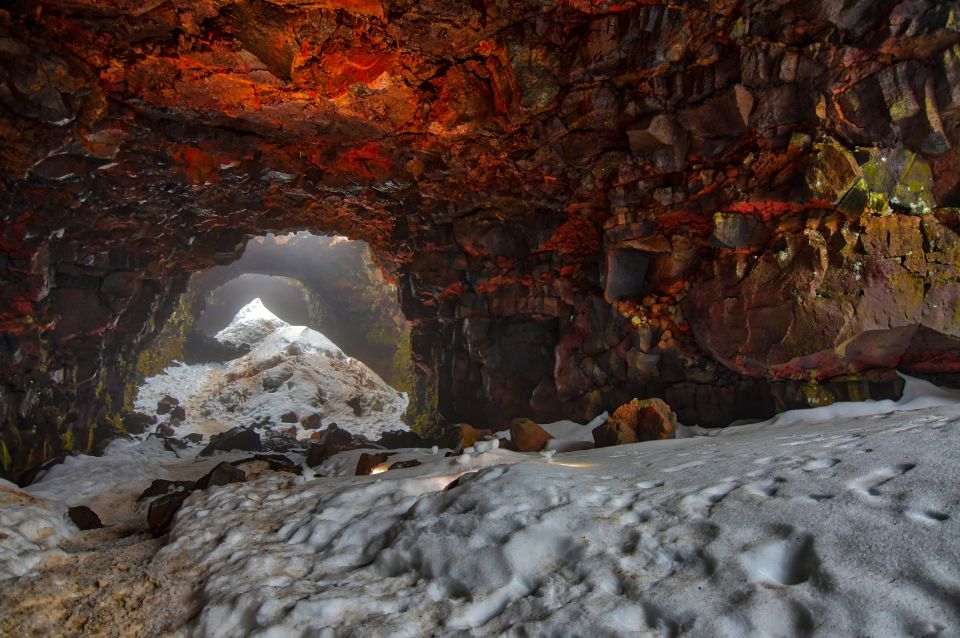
(1, 0), (960, 479)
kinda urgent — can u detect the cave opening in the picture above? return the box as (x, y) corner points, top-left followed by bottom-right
(184, 231), (411, 391)
(125, 230), (430, 447)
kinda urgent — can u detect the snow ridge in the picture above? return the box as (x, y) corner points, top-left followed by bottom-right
(214, 298), (289, 347)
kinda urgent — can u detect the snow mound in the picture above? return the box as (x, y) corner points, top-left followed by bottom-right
(136, 301), (407, 443)
(214, 298), (289, 347)
(156, 401), (960, 637)
(0, 479), (75, 581)
(195, 324), (407, 440)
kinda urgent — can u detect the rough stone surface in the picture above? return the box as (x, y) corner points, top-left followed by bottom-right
(121, 412), (156, 436)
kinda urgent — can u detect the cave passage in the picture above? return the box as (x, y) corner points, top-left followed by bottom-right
(3, 1), (960, 635)
(185, 231), (412, 391)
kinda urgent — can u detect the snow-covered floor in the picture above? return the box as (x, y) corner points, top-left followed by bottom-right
(2, 377), (960, 637)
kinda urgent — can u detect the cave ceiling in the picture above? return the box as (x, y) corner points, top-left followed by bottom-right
(2, 0), (960, 478)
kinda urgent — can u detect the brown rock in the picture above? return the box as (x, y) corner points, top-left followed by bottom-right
(147, 491), (190, 538)
(156, 395), (179, 415)
(300, 413), (322, 429)
(592, 417), (638, 447)
(508, 417), (554, 452)
(121, 412), (156, 435)
(280, 411), (298, 423)
(593, 398), (677, 447)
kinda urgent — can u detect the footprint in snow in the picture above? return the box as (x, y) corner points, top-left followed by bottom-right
(905, 508), (950, 524)
(747, 477), (785, 498)
(741, 528), (820, 586)
(637, 480), (664, 490)
(801, 458), (840, 472)
(663, 460), (706, 473)
(848, 463), (916, 497)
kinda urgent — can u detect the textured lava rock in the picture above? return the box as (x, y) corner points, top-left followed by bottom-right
(304, 424), (368, 467)
(376, 430), (427, 449)
(300, 414), (323, 430)
(231, 454), (300, 477)
(156, 396), (179, 416)
(147, 492), (191, 538)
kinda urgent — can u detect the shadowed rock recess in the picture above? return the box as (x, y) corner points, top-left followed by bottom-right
(2, 0), (960, 480)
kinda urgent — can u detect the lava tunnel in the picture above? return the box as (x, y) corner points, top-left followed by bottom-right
(1, 0), (960, 482)
(4, 1), (960, 635)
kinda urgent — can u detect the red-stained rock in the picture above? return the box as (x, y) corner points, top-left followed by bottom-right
(592, 398), (676, 448)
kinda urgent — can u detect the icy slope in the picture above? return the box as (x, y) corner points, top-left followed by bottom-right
(160, 387), (960, 637)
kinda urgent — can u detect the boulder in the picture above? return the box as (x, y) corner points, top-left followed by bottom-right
(184, 433), (204, 444)
(170, 405), (186, 421)
(304, 424), (366, 467)
(199, 427), (262, 456)
(194, 462), (247, 490)
(592, 417), (638, 447)
(121, 412), (157, 435)
(68, 505), (103, 530)
(593, 398), (677, 447)
(156, 395), (179, 415)
(148, 491), (191, 537)
(280, 411), (299, 423)
(300, 413), (323, 429)
(508, 418), (554, 452)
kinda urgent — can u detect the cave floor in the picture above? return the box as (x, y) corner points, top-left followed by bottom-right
(2, 378), (960, 637)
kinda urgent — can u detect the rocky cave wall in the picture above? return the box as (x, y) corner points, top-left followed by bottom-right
(2, 0), (960, 479)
